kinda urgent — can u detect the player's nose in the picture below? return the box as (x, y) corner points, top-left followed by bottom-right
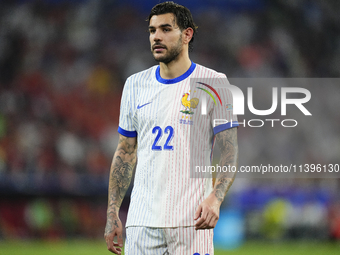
(153, 29), (162, 41)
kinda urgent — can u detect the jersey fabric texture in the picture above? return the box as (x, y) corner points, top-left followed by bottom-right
(118, 62), (238, 228)
(125, 226), (214, 255)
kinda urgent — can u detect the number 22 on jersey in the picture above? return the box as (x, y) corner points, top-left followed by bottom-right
(151, 126), (174, 151)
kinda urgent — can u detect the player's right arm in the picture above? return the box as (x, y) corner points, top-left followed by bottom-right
(104, 134), (137, 254)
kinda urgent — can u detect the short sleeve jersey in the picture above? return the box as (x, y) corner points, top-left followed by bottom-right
(118, 62), (238, 228)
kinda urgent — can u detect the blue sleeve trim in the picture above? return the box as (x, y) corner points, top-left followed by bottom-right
(213, 121), (239, 135)
(156, 62), (196, 84)
(118, 126), (137, 137)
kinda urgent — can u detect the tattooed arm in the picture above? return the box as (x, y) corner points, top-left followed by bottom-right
(194, 127), (238, 229)
(104, 134), (137, 254)
(213, 127), (238, 202)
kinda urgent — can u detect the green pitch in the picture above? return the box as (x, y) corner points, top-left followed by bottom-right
(0, 240), (339, 255)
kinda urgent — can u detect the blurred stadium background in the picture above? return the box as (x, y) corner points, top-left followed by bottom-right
(0, 0), (339, 254)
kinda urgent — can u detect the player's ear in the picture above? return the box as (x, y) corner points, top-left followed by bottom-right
(182, 27), (193, 45)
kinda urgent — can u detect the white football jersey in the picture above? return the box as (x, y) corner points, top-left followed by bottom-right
(118, 62), (238, 227)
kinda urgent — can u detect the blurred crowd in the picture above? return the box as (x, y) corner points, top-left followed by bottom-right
(0, 0), (339, 240)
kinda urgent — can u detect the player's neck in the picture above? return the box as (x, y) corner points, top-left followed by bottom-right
(159, 55), (192, 80)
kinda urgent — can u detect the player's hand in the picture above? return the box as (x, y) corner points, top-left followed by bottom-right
(194, 193), (221, 230)
(104, 215), (124, 254)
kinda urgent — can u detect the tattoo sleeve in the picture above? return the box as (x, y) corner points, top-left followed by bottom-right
(105, 134), (137, 233)
(213, 127), (238, 203)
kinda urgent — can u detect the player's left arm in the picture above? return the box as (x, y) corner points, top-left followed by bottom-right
(194, 127), (238, 229)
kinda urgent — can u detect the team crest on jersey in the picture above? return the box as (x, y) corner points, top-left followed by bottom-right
(180, 92), (199, 115)
(179, 83), (223, 125)
(179, 91), (199, 125)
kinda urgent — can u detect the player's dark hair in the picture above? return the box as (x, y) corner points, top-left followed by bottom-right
(147, 1), (197, 52)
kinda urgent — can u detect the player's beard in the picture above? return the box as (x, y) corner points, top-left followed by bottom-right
(152, 35), (183, 64)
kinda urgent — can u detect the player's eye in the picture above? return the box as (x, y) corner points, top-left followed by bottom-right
(149, 29), (155, 34)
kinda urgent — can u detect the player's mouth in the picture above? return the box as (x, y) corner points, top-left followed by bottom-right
(153, 44), (167, 53)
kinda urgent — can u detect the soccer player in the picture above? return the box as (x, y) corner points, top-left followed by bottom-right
(104, 2), (238, 254)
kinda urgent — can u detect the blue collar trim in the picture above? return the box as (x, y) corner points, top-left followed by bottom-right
(156, 62), (196, 84)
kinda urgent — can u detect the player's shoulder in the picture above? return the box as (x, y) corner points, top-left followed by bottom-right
(126, 65), (158, 83)
(194, 63), (227, 79)
(122, 65), (158, 94)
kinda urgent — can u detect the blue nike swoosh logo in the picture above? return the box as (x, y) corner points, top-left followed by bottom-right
(137, 102), (152, 109)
